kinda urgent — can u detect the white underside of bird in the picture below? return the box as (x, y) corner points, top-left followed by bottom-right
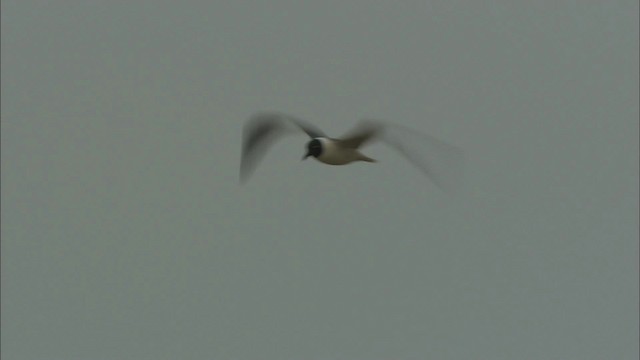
(313, 137), (376, 165)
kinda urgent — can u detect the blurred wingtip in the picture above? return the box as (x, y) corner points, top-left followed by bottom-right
(377, 122), (466, 194)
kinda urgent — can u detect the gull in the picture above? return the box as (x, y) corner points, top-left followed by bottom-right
(240, 112), (464, 191)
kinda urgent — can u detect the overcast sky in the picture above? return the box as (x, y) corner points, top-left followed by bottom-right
(2, 1), (638, 359)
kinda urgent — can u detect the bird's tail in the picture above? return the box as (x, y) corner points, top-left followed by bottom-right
(357, 153), (377, 163)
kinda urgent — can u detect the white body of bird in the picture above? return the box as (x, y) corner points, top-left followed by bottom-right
(314, 137), (376, 165)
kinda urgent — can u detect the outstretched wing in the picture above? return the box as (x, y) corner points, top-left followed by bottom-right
(335, 120), (383, 149)
(343, 119), (465, 192)
(240, 112), (326, 183)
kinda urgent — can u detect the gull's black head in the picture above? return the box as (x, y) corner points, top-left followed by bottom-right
(303, 138), (323, 160)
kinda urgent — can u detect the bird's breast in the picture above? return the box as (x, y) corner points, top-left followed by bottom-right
(315, 138), (360, 165)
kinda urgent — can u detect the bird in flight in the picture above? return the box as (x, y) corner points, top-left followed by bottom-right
(240, 112), (464, 191)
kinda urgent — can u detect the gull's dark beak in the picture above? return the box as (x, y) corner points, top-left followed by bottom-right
(302, 148), (313, 160)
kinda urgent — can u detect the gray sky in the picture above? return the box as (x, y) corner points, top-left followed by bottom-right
(2, 1), (638, 359)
